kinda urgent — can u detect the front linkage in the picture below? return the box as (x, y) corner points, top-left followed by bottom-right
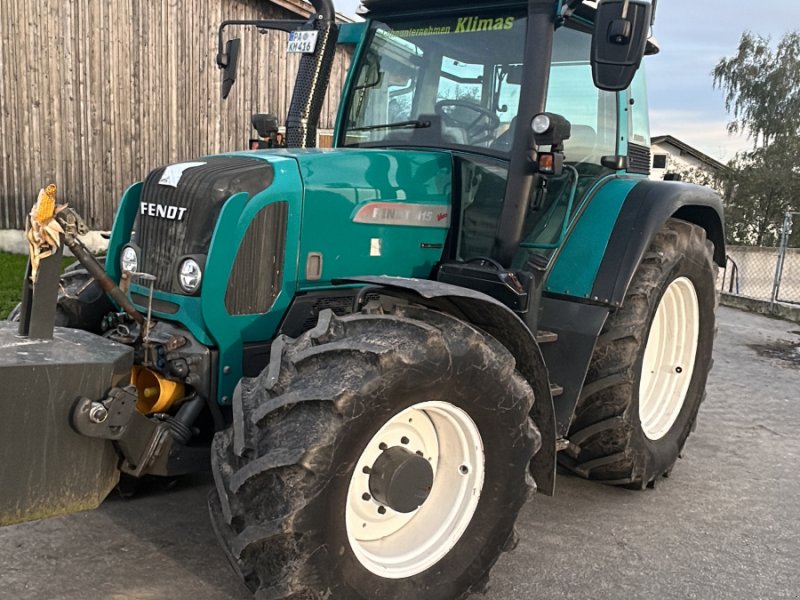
(19, 189), (210, 481)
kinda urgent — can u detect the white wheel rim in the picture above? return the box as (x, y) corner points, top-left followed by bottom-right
(639, 277), (700, 441)
(345, 401), (485, 579)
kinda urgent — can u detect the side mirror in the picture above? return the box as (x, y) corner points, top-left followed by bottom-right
(591, 0), (653, 91)
(217, 38), (241, 100)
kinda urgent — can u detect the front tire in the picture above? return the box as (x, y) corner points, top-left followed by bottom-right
(209, 305), (541, 599)
(561, 219), (717, 488)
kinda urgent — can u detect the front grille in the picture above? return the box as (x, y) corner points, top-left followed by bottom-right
(628, 143), (652, 175)
(225, 202), (289, 315)
(134, 157), (274, 293)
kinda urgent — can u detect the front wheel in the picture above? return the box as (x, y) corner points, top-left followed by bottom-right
(209, 305), (541, 599)
(561, 218), (717, 488)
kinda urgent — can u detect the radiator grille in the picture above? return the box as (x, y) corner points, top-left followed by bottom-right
(225, 202), (288, 315)
(134, 157), (274, 293)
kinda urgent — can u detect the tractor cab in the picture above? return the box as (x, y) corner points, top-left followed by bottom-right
(340, 5), (622, 265)
(327, 0), (656, 327)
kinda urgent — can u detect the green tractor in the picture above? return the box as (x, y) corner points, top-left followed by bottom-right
(1, 0), (725, 597)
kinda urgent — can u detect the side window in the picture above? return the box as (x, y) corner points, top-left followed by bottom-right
(547, 28), (617, 165)
(629, 69), (651, 147)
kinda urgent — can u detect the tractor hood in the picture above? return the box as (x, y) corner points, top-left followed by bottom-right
(105, 148), (453, 403)
(247, 148), (455, 286)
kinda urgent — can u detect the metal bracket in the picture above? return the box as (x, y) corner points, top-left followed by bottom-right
(72, 387), (138, 440)
(71, 386), (209, 478)
(72, 386), (170, 477)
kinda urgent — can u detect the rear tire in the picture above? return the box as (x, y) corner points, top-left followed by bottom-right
(209, 304), (541, 599)
(560, 218), (717, 488)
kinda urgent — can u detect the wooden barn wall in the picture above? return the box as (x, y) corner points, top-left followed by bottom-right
(0, 0), (352, 230)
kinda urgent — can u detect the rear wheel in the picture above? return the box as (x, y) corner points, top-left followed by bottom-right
(561, 219), (717, 488)
(209, 304), (541, 599)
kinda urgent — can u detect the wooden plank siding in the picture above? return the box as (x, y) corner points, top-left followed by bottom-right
(0, 0), (352, 230)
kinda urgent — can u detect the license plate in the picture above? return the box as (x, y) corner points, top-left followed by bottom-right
(287, 30), (319, 54)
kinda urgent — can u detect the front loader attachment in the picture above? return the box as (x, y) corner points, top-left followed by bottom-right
(0, 323), (132, 526)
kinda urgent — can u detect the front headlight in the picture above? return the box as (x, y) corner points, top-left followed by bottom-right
(121, 246), (138, 273)
(178, 258), (202, 293)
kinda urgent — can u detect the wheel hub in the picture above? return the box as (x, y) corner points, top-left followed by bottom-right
(369, 446), (434, 513)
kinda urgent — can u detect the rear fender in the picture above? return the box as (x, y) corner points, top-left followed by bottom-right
(591, 180), (726, 307)
(339, 276), (557, 496)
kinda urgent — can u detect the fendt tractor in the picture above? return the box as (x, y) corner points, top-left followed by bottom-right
(1, 0), (725, 598)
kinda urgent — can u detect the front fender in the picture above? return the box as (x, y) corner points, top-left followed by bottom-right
(339, 276), (557, 496)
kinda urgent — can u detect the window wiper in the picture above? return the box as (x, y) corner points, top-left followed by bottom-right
(349, 119), (432, 132)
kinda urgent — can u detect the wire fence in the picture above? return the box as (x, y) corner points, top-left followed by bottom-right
(719, 212), (800, 308)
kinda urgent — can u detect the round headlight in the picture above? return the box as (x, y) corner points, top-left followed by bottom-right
(178, 258), (202, 293)
(531, 114), (552, 135)
(121, 246), (138, 274)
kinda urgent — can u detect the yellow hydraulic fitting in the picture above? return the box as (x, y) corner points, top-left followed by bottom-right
(131, 366), (185, 415)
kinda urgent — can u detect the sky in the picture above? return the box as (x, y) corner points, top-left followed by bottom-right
(333, 0), (800, 163)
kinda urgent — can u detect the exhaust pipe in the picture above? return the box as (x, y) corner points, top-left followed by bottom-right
(285, 0), (339, 148)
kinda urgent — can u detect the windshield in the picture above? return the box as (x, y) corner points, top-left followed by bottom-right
(341, 13), (528, 154)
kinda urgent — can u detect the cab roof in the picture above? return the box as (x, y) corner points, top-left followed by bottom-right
(361, 0), (597, 22)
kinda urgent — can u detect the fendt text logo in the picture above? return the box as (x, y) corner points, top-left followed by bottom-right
(139, 202), (188, 222)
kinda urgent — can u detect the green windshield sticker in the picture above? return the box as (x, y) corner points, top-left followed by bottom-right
(456, 16), (516, 33)
(391, 16), (517, 38)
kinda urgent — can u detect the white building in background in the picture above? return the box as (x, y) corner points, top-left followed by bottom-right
(649, 135), (727, 185)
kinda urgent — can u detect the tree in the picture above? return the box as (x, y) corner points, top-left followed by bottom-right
(722, 138), (800, 246)
(667, 163), (726, 195)
(713, 32), (800, 247)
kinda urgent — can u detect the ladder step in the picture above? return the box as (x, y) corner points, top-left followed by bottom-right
(536, 330), (559, 344)
(550, 383), (564, 397)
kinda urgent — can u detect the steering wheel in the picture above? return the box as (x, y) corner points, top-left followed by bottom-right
(435, 100), (501, 144)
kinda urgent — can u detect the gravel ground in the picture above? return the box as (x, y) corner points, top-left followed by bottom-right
(1, 306), (798, 600)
